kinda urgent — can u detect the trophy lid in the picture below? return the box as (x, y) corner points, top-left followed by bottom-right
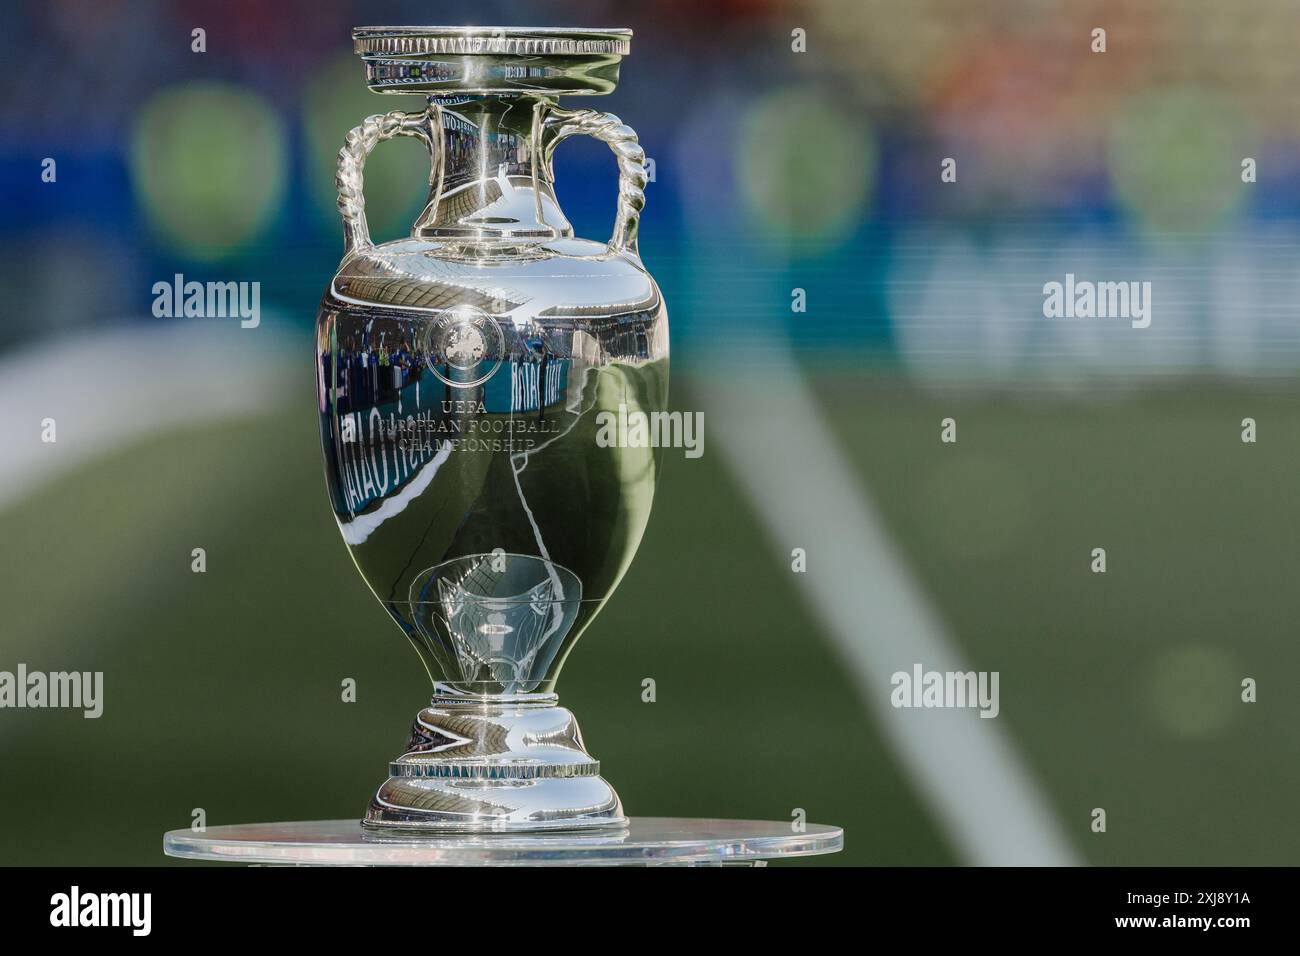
(352, 26), (632, 96)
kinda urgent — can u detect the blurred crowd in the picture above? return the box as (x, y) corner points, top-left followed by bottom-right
(4, 0), (1300, 381)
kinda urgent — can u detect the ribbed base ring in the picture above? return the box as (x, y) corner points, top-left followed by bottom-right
(388, 760), (602, 779)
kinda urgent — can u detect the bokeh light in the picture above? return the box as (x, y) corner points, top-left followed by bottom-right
(130, 82), (288, 260)
(736, 86), (875, 250)
(1144, 643), (1238, 740)
(1108, 86), (1249, 233)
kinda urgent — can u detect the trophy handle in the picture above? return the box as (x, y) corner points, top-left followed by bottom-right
(543, 107), (648, 256)
(335, 109), (433, 256)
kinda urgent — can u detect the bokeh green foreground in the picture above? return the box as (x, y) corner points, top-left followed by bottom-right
(2, 370), (1298, 865)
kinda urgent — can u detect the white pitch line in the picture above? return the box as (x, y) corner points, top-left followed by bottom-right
(697, 362), (1080, 866)
(0, 322), (296, 514)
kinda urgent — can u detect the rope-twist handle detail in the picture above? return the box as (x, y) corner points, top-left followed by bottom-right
(545, 108), (647, 255)
(336, 110), (430, 255)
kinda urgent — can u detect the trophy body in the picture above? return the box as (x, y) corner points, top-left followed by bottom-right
(314, 28), (666, 831)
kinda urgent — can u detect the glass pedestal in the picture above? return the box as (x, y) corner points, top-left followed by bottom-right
(163, 817), (843, 867)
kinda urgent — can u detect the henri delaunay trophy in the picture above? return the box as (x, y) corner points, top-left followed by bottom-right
(317, 26), (666, 832)
(155, 26), (841, 866)
(8, 0), (1289, 928)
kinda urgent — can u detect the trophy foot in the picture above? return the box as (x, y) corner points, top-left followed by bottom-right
(361, 696), (626, 833)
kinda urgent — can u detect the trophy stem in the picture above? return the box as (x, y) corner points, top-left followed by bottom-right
(362, 696), (626, 832)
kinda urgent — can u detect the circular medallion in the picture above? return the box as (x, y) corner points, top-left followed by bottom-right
(423, 306), (505, 388)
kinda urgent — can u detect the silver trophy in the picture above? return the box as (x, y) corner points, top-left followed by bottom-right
(314, 27), (667, 831)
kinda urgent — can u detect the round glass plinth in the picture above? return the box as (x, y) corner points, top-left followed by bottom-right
(163, 817), (843, 867)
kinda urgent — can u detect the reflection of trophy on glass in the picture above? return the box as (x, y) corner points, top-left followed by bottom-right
(314, 27), (668, 831)
(415, 554), (581, 693)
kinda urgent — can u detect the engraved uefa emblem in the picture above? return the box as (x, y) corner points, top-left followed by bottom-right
(423, 305), (505, 388)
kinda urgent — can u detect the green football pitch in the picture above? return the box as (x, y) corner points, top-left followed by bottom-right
(2, 371), (1297, 865)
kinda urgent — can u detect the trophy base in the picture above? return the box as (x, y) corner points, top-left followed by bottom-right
(362, 696), (626, 833)
(165, 818), (846, 866)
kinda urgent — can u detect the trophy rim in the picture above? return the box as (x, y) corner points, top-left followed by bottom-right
(352, 26), (633, 58)
(351, 26), (632, 95)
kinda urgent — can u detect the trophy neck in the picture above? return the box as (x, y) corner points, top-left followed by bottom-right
(411, 95), (574, 244)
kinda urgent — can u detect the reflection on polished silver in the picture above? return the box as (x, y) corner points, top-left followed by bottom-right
(352, 26), (632, 95)
(164, 819), (846, 867)
(364, 699), (623, 831)
(316, 26), (666, 832)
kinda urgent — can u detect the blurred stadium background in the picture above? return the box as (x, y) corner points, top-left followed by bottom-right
(3, 0), (1300, 865)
